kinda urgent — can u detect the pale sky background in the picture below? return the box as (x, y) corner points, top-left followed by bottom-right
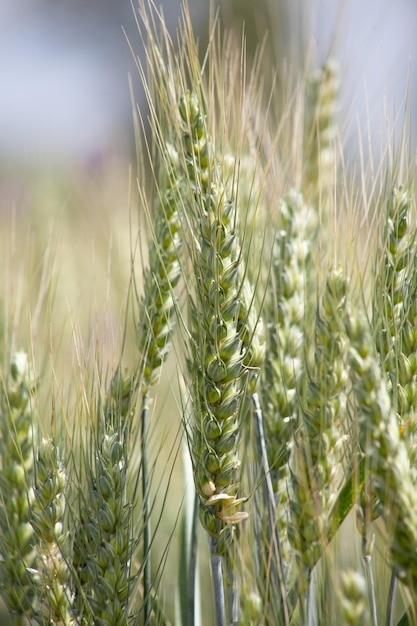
(0, 0), (415, 166)
(303, 0), (417, 155)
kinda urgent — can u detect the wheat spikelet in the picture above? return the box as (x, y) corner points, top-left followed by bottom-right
(339, 569), (371, 626)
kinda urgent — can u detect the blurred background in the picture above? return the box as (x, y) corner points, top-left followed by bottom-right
(0, 0), (416, 171)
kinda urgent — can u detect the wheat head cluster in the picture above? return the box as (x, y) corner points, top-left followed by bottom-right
(1, 1), (417, 625)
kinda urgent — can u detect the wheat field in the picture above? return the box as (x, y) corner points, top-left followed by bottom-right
(0, 1), (416, 624)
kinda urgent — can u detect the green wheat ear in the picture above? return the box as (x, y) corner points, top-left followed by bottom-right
(346, 301), (417, 601)
(263, 189), (315, 493)
(0, 352), (38, 620)
(30, 436), (74, 625)
(71, 365), (135, 626)
(72, 427), (132, 626)
(137, 144), (183, 393)
(179, 90), (250, 553)
(304, 58), (340, 203)
(288, 266), (349, 590)
(372, 187), (417, 475)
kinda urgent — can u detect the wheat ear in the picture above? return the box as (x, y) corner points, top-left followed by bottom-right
(137, 144), (183, 392)
(262, 188), (315, 505)
(30, 436), (74, 625)
(288, 266), (349, 619)
(179, 90), (250, 545)
(0, 352), (38, 622)
(304, 59), (340, 202)
(373, 187), (417, 469)
(179, 89), (263, 624)
(72, 373), (133, 626)
(346, 302), (417, 604)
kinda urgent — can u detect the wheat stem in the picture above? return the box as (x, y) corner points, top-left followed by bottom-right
(387, 574), (398, 626)
(252, 392), (289, 624)
(141, 398), (152, 626)
(187, 492), (199, 626)
(210, 543), (226, 626)
(363, 552), (378, 626)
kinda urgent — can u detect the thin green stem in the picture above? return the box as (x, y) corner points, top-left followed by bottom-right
(141, 396), (152, 626)
(252, 392), (290, 625)
(224, 555), (238, 626)
(150, 590), (172, 626)
(210, 538), (226, 626)
(364, 553), (378, 626)
(387, 574), (398, 626)
(187, 492), (199, 626)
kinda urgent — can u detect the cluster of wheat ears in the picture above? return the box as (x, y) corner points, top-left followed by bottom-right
(1, 1), (417, 625)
